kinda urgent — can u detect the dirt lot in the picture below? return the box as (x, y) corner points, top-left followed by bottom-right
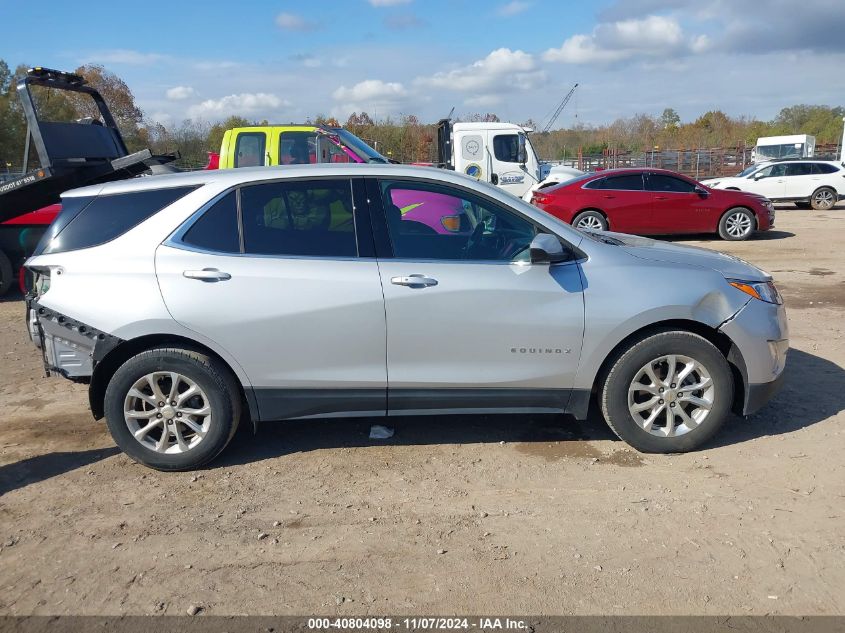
(1, 203), (844, 617)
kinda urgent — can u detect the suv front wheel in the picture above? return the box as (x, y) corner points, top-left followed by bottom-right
(104, 347), (241, 470)
(600, 331), (733, 453)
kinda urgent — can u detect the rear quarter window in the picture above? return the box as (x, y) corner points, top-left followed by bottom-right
(38, 186), (198, 255)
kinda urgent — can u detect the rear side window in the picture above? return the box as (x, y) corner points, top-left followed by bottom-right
(785, 163), (812, 176)
(811, 163), (838, 174)
(234, 132), (266, 168)
(40, 186), (198, 254)
(239, 179), (357, 257)
(585, 174), (644, 190)
(181, 192), (240, 253)
(32, 196), (95, 255)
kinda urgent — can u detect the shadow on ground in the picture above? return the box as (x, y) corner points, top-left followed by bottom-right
(0, 447), (120, 496)
(217, 348), (844, 467)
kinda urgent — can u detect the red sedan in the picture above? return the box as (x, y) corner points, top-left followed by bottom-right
(531, 168), (774, 241)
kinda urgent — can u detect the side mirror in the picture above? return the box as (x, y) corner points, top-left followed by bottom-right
(694, 185), (709, 197)
(754, 173), (765, 180)
(529, 233), (568, 265)
(517, 133), (527, 165)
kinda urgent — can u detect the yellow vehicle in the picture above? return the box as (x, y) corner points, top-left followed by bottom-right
(218, 125), (389, 168)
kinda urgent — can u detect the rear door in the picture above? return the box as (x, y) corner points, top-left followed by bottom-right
(581, 173), (651, 233)
(369, 177), (585, 415)
(782, 162), (817, 199)
(155, 177), (387, 421)
(645, 172), (713, 234)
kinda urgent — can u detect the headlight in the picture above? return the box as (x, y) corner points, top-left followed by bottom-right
(728, 279), (783, 304)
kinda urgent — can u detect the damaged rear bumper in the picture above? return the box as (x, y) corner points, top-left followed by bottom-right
(26, 298), (120, 381)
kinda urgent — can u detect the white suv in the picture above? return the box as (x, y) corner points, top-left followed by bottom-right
(702, 160), (844, 210)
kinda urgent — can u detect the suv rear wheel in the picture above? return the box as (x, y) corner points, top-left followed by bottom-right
(810, 187), (836, 211)
(104, 347), (241, 470)
(600, 331), (733, 453)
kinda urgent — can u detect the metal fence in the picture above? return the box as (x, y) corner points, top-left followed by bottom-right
(547, 143), (843, 179)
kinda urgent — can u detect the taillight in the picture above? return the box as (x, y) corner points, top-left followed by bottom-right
(532, 191), (551, 206)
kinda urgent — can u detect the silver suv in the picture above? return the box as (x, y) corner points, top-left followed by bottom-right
(26, 165), (788, 470)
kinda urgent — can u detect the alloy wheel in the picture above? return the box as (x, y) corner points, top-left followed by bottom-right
(724, 211), (752, 238)
(123, 372), (212, 454)
(813, 189), (835, 210)
(627, 354), (715, 438)
(576, 216), (604, 230)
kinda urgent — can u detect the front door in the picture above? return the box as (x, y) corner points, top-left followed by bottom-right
(369, 178), (585, 415)
(645, 172), (714, 234)
(156, 178), (387, 421)
(488, 131), (531, 198)
(746, 164), (787, 199)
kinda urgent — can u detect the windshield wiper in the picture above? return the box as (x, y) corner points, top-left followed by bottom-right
(585, 231), (623, 246)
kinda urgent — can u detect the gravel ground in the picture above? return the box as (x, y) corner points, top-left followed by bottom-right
(0, 203), (843, 616)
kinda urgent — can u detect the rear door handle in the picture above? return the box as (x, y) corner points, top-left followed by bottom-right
(183, 268), (232, 282)
(602, 194), (616, 199)
(655, 195), (668, 200)
(391, 274), (438, 288)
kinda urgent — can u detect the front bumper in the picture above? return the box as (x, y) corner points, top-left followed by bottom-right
(718, 295), (788, 415)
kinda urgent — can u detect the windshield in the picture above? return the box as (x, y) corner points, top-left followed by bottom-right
(333, 129), (389, 164)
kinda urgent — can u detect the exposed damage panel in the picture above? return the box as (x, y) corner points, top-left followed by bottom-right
(27, 299), (121, 380)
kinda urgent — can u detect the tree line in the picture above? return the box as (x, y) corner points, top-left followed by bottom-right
(1, 59), (842, 171)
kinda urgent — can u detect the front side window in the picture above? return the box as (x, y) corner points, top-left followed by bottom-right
(240, 179), (357, 257)
(646, 174), (696, 193)
(279, 131), (317, 165)
(379, 180), (538, 261)
(493, 134), (520, 163)
(234, 132), (266, 168)
(585, 174), (644, 190)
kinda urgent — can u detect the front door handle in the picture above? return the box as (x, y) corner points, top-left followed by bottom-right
(603, 194), (616, 199)
(654, 195), (668, 200)
(391, 274), (438, 288)
(183, 268), (232, 282)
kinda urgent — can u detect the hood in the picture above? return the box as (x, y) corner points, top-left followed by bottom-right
(598, 231), (771, 281)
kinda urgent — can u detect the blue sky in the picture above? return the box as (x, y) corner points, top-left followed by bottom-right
(2, 0), (844, 128)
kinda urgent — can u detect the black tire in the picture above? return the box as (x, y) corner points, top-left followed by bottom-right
(718, 207), (756, 241)
(0, 249), (13, 297)
(810, 187), (837, 211)
(572, 210), (608, 231)
(794, 201), (812, 210)
(600, 330), (733, 453)
(104, 347), (241, 471)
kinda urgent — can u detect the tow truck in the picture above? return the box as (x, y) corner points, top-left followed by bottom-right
(0, 67), (177, 295)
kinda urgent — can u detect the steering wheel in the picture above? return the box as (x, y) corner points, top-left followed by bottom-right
(462, 223), (485, 259)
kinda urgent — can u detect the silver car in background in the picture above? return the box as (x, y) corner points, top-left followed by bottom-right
(25, 164), (788, 470)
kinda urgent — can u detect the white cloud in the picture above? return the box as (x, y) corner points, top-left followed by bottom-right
(165, 86), (197, 101)
(333, 79), (407, 102)
(496, 1), (531, 16)
(187, 93), (289, 119)
(275, 12), (319, 31)
(543, 15), (709, 64)
(368, 0), (411, 5)
(79, 49), (167, 65)
(415, 48), (544, 93)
